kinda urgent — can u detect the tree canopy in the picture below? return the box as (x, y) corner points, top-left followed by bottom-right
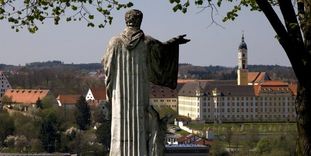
(0, 0), (133, 32)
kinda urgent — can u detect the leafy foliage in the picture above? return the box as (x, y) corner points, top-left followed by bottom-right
(1, 95), (13, 107)
(39, 109), (60, 153)
(0, 111), (15, 146)
(75, 95), (91, 130)
(96, 121), (111, 153)
(0, 0), (133, 33)
(209, 140), (229, 156)
(167, 0), (277, 23)
(35, 98), (43, 109)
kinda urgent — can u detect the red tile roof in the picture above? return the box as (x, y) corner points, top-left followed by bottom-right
(255, 81), (297, 96)
(253, 85), (261, 96)
(261, 80), (288, 87)
(57, 94), (80, 105)
(90, 86), (106, 100)
(4, 89), (50, 105)
(248, 72), (269, 84)
(289, 83), (298, 96)
(194, 138), (212, 146)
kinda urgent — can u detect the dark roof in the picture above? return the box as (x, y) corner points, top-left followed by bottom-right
(150, 84), (177, 98)
(178, 81), (255, 96)
(239, 35), (247, 49)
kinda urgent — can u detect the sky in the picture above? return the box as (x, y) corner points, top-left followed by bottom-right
(0, 1), (291, 67)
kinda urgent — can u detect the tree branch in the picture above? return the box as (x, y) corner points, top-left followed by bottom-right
(255, 0), (307, 84)
(278, 0), (305, 52)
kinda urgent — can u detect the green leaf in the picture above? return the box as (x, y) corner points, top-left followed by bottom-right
(28, 26), (38, 33)
(217, 0), (222, 7)
(184, 0), (190, 7)
(127, 2), (133, 7)
(71, 5), (77, 11)
(87, 22), (95, 27)
(173, 4), (182, 12)
(195, 0), (203, 5)
(108, 16), (113, 24)
(98, 24), (104, 28)
(182, 8), (187, 13)
(88, 15), (94, 20)
(0, 8), (4, 14)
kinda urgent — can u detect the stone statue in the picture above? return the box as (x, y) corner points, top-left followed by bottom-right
(102, 9), (190, 156)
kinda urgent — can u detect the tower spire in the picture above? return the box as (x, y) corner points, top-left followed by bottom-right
(239, 31), (247, 49)
(237, 32), (248, 85)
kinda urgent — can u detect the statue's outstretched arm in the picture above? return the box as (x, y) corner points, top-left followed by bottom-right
(167, 34), (191, 45)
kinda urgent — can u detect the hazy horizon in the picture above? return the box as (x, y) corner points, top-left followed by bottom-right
(0, 60), (293, 68)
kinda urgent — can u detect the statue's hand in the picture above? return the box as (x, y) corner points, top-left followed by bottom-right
(171, 34), (190, 45)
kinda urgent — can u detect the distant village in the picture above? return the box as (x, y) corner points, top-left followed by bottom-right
(0, 35), (297, 155)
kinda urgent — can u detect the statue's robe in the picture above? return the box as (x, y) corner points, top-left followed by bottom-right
(102, 27), (179, 156)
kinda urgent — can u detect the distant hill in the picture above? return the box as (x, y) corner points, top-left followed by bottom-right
(0, 61), (104, 96)
(178, 63), (296, 82)
(0, 61), (296, 85)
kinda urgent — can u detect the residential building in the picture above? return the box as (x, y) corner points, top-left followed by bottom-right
(3, 89), (52, 111)
(57, 94), (81, 109)
(85, 86), (106, 108)
(149, 84), (178, 111)
(0, 71), (12, 105)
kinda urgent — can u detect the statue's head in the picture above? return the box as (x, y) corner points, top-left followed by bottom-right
(125, 9), (143, 28)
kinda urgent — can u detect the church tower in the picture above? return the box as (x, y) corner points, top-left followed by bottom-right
(237, 33), (248, 85)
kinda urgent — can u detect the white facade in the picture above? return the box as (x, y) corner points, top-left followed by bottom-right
(178, 88), (296, 122)
(85, 89), (95, 101)
(0, 71), (12, 105)
(149, 98), (178, 111)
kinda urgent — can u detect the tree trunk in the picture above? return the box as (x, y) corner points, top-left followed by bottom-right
(255, 0), (311, 155)
(296, 83), (311, 155)
(296, 1), (311, 155)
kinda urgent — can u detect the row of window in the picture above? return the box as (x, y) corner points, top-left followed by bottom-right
(1, 85), (9, 88)
(203, 114), (296, 119)
(201, 101), (294, 107)
(180, 101), (295, 107)
(152, 99), (177, 102)
(152, 104), (177, 108)
(200, 96), (295, 101)
(202, 107), (295, 113)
